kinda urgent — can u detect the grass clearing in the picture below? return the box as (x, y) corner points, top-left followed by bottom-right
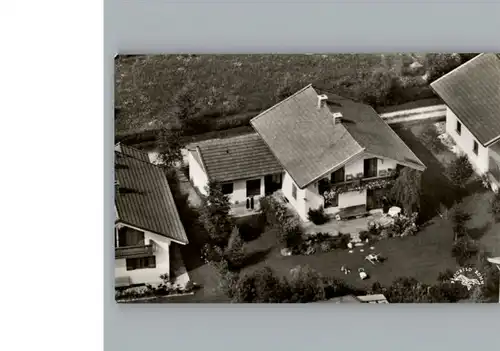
(115, 53), (437, 136)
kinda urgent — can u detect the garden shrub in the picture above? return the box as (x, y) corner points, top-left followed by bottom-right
(437, 269), (455, 283)
(259, 196), (288, 228)
(307, 206), (329, 225)
(287, 266), (326, 303)
(446, 154), (474, 187)
(211, 259), (240, 299)
(238, 216), (265, 242)
(420, 123), (444, 153)
(232, 266), (287, 303)
(388, 213), (419, 237)
(490, 192), (500, 222)
(225, 227), (246, 270)
(451, 206), (471, 240)
(359, 230), (370, 242)
(201, 243), (224, 264)
(451, 237), (479, 266)
(323, 277), (367, 300)
(332, 233), (351, 250)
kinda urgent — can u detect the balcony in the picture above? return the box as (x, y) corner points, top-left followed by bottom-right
(320, 170), (397, 194)
(115, 244), (155, 259)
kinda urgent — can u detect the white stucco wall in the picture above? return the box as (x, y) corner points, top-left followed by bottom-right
(286, 156), (398, 222)
(445, 107), (490, 174)
(188, 151), (209, 195)
(225, 176), (265, 206)
(115, 227), (172, 286)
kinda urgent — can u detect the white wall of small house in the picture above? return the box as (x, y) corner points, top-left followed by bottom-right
(224, 176), (265, 206)
(283, 171), (308, 220)
(115, 225), (172, 286)
(188, 151), (209, 196)
(445, 107), (490, 174)
(290, 155), (399, 221)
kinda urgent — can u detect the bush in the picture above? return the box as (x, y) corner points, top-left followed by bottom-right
(280, 218), (304, 250)
(437, 269), (455, 283)
(259, 196), (288, 228)
(225, 227), (246, 270)
(388, 212), (419, 237)
(451, 206), (471, 240)
(420, 123), (444, 153)
(307, 206), (329, 225)
(332, 233), (351, 250)
(211, 259), (240, 299)
(238, 216), (265, 242)
(490, 192), (500, 222)
(232, 266), (287, 303)
(446, 154), (474, 187)
(287, 266), (326, 303)
(201, 243), (224, 263)
(451, 237), (479, 266)
(359, 230), (370, 242)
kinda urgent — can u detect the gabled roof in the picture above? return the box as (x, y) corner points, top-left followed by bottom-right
(188, 133), (283, 183)
(430, 53), (500, 147)
(114, 144), (188, 245)
(250, 85), (425, 189)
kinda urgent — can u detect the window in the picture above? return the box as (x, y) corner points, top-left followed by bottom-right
(473, 140), (479, 155)
(292, 183), (297, 200)
(331, 166), (345, 184)
(456, 120), (462, 135)
(221, 183), (234, 195)
(118, 227), (145, 247)
(246, 179), (261, 197)
(126, 256), (156, 271)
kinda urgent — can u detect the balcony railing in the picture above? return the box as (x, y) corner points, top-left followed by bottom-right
(115, 244), (154, 259)
(320, 174), (397, 202)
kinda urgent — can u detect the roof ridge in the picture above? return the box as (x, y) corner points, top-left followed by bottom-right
(115, 149), (155, 166)
(430, 53), (485, 86)
(251, 83), (314, 122)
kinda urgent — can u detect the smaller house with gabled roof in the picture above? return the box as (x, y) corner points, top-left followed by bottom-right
(187, 133), (284, 214)
(431, 53), (500, 192)
(114, 143), (189, 287)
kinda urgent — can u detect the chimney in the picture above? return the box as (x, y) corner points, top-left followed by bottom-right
(317, 94), (328, 109)
(332, 112), (343, 124)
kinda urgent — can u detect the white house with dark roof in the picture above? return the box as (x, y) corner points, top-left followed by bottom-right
(114, 143), (189, 288)
(430, 53), (500, 192)
(187, 133), (284, 215)
(250, 85), (426, 221)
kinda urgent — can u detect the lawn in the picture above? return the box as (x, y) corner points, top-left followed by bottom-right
(115, 53), (438, 137)
(239, 216), (458, 290)
(235, 121), (499, 292)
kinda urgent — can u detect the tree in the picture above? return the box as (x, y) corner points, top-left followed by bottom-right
(451, 206), (471, 241)
(358, 68), (397, 107)
(225, 226), (246, 269)
(199, 180), (233, 247)
(490, 191), (500, 222)
(384, 277), (432, 303)
(446, 154), (474, 188)
(156, 127), (183, 168)
(424, 53), (462, 82)
(232, 267), (287, 303)
(287, 266), (325, 303)
(172, 83), (199, 133)
(390, 167), (422, 215)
